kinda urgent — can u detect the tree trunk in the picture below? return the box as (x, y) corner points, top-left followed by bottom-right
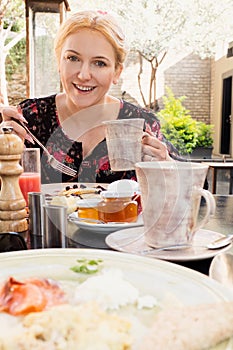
(0, 54), (8, 105)
(153, 60), (157, 110)
(149, 61), (157, 110)
(137, 51), (168, 111)
(137, 52), (147, 107)
(0, 25), (8, 105)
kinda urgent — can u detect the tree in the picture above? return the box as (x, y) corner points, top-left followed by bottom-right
(0, 0), (25, 104)
(70, 0), (233, 110)
(112, 0), (188, 110)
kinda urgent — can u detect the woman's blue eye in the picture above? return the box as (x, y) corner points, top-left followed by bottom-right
(67, 55), (79, 62)
(95, 61), (107, 67)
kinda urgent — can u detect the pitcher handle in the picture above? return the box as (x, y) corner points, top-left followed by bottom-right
(194, 187), (216, 233)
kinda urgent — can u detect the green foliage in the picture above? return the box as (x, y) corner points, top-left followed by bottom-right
(6, 38), (26, 79)
(3, 0), (25, 31)
(158, 87), (213, 154)
(2, 0), (25, 81)
(195, 121), (214, 147)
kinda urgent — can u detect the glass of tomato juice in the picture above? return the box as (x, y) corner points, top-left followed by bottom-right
(19, 148), (41, 206)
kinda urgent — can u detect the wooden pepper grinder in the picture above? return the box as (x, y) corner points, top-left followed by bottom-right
(0, 126), (28, 232)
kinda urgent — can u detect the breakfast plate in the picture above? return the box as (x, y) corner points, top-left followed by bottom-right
(0, 249), (232, 349)
(41, 182), (107, 203)
(41, 182), (108, 194)
(105, 227), (233, 262)
(68, 212), (144, 234)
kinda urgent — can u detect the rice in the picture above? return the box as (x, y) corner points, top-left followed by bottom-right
(1, 303), (131, 350)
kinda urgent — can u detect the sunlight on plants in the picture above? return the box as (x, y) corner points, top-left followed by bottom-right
(158, 87), (214, 155)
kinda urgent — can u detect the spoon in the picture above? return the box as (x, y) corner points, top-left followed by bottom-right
(206, 234), (233, 249)
(139, 234), (233, 255)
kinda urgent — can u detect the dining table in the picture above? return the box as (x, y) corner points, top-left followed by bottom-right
(0, 186), (232, 349)
(23, 186), (233, 277)
(1, 182), (233, 350)
(202, 161), (233, 194)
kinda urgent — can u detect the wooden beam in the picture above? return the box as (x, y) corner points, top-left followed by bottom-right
(63, 0), (71, 11)
(25, 0), (30, 98)
(25, 0), (70, 97)
(27, 0), (70, 13)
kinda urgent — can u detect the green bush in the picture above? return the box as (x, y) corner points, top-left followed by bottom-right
(195, 121), (214, 148)
(158, 87), (213, 154)
(6, 38), (26, 79)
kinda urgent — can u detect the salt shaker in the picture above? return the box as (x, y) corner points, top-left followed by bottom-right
(43, 204), (67, 248)
(28, 192), (45, 236)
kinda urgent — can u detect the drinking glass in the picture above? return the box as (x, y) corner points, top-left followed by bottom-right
(103, 118), (144, 171)
(19, 148), (41, 206)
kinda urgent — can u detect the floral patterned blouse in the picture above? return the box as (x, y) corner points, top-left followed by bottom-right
(19, 94), (179, 184)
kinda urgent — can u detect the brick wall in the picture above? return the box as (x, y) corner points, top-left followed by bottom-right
(110, 52), (212, 124)
(163, 54), (212, 123)
(209, 59), (215, 124)
(8, 64), (27, 106)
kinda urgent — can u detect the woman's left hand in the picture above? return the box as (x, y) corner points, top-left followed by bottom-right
(141, 132), (172, 161)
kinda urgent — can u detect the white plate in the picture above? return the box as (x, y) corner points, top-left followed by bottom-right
(69, 212), (144, 234)
(0, 249), (232, 349)
(105, 227), (233, 262)
(41, 182), (108, 203)
(41, 182), (107, 193)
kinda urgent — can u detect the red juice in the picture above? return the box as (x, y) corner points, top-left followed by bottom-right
(19, 172), (41, 206)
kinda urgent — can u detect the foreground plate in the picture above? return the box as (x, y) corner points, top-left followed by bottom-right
(105, 227), (233, 262)
(0, 248), (232, 299)
(0, 249), (232, 349)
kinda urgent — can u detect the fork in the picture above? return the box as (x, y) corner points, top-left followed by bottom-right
(13, 118), (77, 177)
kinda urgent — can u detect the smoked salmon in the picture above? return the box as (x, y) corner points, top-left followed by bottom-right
(0, 277), (66, 315)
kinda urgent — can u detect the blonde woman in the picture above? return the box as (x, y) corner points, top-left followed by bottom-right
(0, 10), (178, 184)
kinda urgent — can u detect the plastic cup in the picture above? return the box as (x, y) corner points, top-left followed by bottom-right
(103, 118), (144, 171)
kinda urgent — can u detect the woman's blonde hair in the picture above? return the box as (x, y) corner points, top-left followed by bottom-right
(54, 10), (127, 68)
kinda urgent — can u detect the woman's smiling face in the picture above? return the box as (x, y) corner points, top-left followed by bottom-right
(59, 29), (122, 111)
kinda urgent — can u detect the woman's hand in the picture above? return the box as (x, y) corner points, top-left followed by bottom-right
(0, 106), (33, 143)
(141, 131), (172, 161)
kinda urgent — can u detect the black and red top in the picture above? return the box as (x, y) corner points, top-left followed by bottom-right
(20, 94), (178, 184)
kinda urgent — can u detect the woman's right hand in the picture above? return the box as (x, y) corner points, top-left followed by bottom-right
(0, 106), (33, 142)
